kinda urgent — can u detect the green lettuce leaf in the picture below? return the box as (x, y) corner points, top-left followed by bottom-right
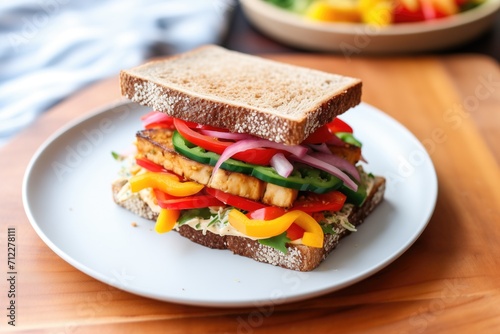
(178, 208), (212, 226)
(258, 232), (291, 254)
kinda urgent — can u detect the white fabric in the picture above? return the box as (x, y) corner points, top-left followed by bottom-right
(0, 0), (235, 146)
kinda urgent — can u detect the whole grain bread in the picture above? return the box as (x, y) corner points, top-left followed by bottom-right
(120, 45), (362, 145)
(111, 176), (385, 272)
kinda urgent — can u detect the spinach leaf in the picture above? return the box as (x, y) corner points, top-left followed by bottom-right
(258, 232), (291, 254)
(178, 208), (212, 226)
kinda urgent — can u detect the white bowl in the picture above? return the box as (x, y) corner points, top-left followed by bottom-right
(240, 0), (500, 54)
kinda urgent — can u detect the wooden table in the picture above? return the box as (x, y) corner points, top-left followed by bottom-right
(1, 54), (499, 333)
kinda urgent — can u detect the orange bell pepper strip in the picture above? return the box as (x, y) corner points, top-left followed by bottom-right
(155, 208), (180, 234)
(129, 172), (204, 197)
(228, 209), (324, 248)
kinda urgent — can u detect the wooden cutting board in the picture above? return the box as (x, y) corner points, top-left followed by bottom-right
(1, 54), (499, 333)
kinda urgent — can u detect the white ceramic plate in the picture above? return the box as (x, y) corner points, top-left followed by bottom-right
(23, 101), (437, 307)
(240, 0), (500, 54)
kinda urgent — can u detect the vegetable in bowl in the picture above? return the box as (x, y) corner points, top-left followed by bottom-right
(263, 0), (485, 25)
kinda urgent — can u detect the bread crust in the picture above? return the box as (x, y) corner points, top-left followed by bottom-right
(120, 45), (362, 145)
(112, 176), (386, 271)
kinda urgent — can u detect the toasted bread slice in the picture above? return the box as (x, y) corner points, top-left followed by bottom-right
(120, 45), (361, 145)
(111, 176), (385, 272)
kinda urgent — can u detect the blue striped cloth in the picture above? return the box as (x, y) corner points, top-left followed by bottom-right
(0, 0), (235, 146)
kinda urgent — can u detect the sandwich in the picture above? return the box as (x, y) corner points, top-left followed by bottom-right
(112, 45), (385, 271)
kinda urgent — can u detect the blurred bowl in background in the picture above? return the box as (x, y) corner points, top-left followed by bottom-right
(240, 0), (500, 54)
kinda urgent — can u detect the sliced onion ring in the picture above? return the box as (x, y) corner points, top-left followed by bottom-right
(200, 129), (254, 141)
(212, 139), (308, 175)
(141, 112), (170, 123)
(290, 155), (358, 191)
(307, 143), (331, 154)
(141, 111), (173, 127)
(270, 153), (293, 178)
(308, 152), (360, 182)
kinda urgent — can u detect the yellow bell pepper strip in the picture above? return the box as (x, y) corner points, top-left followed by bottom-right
(129, 172), (204, 197)
(359, 0), (393, 26)
(155, 208), (180, 233)
(228, 209), (324, 248)
(305, 0), (362, 23)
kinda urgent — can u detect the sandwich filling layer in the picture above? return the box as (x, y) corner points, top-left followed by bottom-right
(114, 153), (376, 243)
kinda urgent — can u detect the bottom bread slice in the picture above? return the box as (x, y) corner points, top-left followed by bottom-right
(112, 177), (386, 271)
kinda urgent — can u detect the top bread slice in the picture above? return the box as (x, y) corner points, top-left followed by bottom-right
(120, 45), (362, 145)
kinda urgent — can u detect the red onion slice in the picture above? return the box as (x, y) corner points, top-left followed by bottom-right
(141, 111), (173, 127)
(200, 129), (254, 141)
(212, 139), (308, 175)
(307, 144), (360, 181)
(308, 152), (360, 182)
(290, 155), (358, 191)
(270, 153), (293, 178)
(307, 143), (331, 154)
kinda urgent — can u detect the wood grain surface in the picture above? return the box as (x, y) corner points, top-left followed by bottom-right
(0, 54), (499, 333)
